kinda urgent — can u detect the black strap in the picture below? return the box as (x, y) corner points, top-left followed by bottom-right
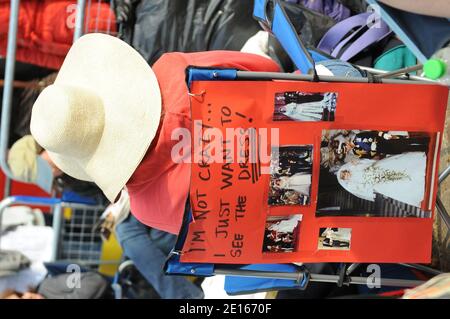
(311, 68), (320, 82)
(367, 72), (383, 84)
(336, 263), (347, 287)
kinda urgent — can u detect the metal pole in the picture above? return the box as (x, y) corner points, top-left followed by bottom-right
(436, 195), (450, 231)
(310, 273), (424, 287)
(236, 71), (435, 85)
(374, 64), (423, 79)
(344, 276), (423, 288)
(51, 203), (63, 261)
(400, 264), (442, 276)
(214, 268), (424, 288)
(0, 196), (62, 249)
(74, 0), (87, 41)
(0, 197), (14, 248)
(346, 263), (360, 276)
(438, 165), (450, 184)
(0, 0), (20, 198)
(358, 65), (436, 83)
(3, 179), (11, 200)
(215, 268), (306, 281)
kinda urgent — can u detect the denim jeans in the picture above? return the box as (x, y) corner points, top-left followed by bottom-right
(115, 214), (204, 299)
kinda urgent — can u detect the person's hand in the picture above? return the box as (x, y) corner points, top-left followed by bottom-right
(5, 292), (44, 299)
(21, 292), (44, 299)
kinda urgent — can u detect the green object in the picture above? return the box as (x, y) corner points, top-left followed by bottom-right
(374, 45), (417, 73)
(423, 59), (447, 80)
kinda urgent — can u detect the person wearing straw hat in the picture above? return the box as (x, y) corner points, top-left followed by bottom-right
(30, 33), (279, 234)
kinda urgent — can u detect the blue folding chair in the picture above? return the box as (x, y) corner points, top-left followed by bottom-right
(163, 1), (443, 295)
(164, 199), (310, 294)
(164, 193), (432, 294)
(253, 0), (330, 74)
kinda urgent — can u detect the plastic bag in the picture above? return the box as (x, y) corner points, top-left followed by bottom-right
(127, 0), (260, 65)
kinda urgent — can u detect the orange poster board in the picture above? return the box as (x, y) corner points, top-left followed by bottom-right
(180, 79), (448, 264)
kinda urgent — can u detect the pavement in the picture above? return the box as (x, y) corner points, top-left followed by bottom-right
(433, 95), (450, 271)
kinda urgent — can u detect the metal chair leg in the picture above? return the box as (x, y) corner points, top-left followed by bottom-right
(436, 196), (450, 231)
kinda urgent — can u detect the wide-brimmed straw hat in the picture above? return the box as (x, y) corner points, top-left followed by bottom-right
(30, 33), (162, 202)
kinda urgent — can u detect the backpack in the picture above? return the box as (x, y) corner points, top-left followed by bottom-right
(317, 12), (392, 62)
(37, 272), (113, 299)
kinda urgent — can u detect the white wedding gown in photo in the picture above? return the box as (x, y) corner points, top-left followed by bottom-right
(281, 93), (334, 121)
(337, 152), (426, 207)
(277, 173), (312, 195)
(269, 215), (302, 233)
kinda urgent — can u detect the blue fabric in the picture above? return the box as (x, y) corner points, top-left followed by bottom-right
(308, 50), (330, 63)
(373, 45), (417, 72)
(367, 0), (450, 62)
(354, 140), (371, 152)
(115, 214), (204, 299)
(165, 255), (215, 277)
(187, 68), (237, 88)
(253, 1), (329, 72)
(286, 0), (351, 22)
(316, 59), (365, 77)
(253, 0), (266, 20)
(44, 262), (91, 276)
(224, 264), (308, 295)
(35, 156), (54, 194)
(10, 195), (61, 205)
(61, 191), (98, 205)
(357, 264), (421, 294)
(272, 2), (314, 73)
(164, 201), (215, 277)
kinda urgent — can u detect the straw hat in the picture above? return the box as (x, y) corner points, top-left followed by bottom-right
(30, 33), (162, 202)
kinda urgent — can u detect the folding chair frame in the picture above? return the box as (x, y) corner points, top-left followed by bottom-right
(164, 67), (447, 291)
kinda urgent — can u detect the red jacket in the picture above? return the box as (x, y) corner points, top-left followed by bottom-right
(0, 0), (116, 70)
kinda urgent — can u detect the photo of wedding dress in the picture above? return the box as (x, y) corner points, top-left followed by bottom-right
(281, 102), (325, 121)
(273, 92), (337, 122)
(268, 145), (313, 206)
(318, 130), (434, 218)
(337, 152), (426, 208)
(281, 92), (335, 121)
(263, 215), (302, 253)
(274, 173), (312, 196)
(268, 215), (302, 233)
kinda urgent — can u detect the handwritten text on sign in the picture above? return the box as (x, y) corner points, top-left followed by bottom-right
(181, 96), (273, 261)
